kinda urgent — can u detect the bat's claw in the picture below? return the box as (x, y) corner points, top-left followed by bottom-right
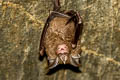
(39, 48), (44, 56)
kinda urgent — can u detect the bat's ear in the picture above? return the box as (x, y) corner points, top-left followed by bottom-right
(48, 57), (59, 69)
(70, 54), (81, 67)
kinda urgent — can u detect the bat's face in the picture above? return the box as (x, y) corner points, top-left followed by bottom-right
(56, 44), (69, 64)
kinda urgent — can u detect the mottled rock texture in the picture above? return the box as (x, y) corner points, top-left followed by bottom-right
(0, 0), (120, 80)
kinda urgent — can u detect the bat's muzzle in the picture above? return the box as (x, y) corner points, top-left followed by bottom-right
(56, 44), (69, 64)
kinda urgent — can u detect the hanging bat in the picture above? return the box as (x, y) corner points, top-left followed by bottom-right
(39, 0), (83, 69)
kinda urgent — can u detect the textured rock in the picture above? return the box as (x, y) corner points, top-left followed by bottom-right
(0, 0), (120, 80)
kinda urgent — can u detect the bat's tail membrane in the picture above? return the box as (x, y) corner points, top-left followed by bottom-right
(53, 0), (61, 11)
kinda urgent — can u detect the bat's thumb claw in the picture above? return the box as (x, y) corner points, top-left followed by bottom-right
(72, 44), (76, 49)
(40, 49), (44, 56)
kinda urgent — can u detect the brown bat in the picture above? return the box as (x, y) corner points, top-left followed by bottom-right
(39, 0), (83, 69)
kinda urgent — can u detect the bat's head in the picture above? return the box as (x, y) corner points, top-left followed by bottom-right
(48, 44), (70, 69)
(48, 44), (81, 69)
(55, 44), (81, 67)
(56, 44), (69, 64)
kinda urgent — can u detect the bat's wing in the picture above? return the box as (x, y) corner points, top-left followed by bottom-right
(65, 10), (83, 67)
(65, 10), (83, 48)
(39, 13), (56, 56)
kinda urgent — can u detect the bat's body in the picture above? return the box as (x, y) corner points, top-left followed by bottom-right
(39, 0), (83, 69)
(44, 17), (75, 66)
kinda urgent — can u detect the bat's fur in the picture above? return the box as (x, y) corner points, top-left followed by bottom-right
(39, 0), (83, 69)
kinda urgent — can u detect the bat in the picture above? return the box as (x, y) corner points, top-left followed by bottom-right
(39, 0), (83, 69)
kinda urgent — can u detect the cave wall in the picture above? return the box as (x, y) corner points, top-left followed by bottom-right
(0, 0), (120, 80)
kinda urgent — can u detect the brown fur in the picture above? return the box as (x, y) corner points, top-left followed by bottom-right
(39, 0), (82, 68)
(44, 17), (75, 61)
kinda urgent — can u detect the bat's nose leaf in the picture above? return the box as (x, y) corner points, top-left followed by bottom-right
(48, 57), (59, 69)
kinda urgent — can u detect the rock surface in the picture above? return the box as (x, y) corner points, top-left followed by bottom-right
(0, 0), (120, 80)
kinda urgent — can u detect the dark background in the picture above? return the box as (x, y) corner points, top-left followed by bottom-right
(0, 0), (120, 80)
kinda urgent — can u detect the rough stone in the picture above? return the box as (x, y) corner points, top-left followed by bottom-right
(0, 0), (120, 80)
